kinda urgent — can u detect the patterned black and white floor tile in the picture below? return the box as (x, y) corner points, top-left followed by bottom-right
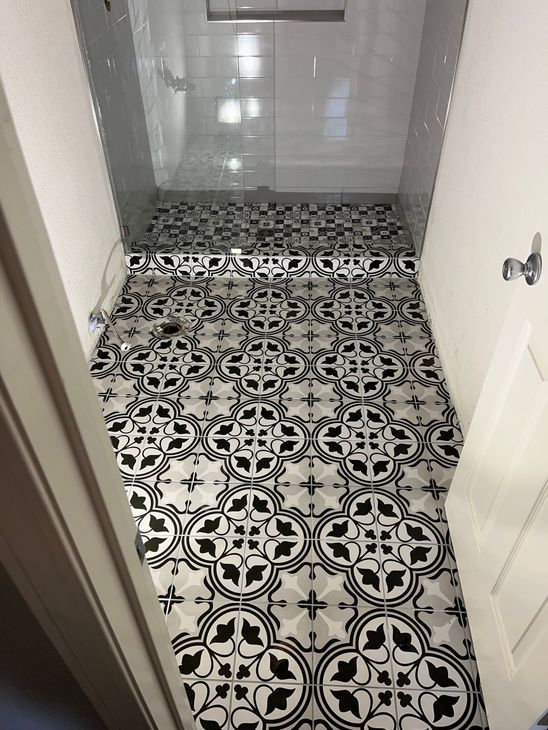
(91, 265), (488, 729)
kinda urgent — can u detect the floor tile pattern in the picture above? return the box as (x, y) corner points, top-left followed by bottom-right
(127, 202), (418, 279)
(91, 273), (487, 729)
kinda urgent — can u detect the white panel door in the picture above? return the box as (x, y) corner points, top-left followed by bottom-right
(446, 268), (548, 729)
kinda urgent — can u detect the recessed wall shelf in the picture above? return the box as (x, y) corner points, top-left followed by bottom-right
(206, 1), (346, 23)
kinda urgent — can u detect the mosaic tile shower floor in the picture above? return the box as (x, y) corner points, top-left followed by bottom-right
(91, 205), (487, 729)
(132, 202), (411, 256)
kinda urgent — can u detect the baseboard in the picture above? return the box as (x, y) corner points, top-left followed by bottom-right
(419, 262), (467, 434)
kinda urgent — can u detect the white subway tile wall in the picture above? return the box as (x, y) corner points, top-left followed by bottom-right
(398, 0), (467, 253)
(125, 0), (427, 199)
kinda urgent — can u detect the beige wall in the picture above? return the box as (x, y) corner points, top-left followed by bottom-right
(0, 0), (125, 358)
(420, 0), (548, 432)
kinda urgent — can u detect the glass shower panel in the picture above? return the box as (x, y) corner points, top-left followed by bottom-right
(130, 0), (244, 203)
(72, 0), (158, 244)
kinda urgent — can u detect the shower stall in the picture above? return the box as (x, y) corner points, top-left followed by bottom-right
(72, 0), (466, 259)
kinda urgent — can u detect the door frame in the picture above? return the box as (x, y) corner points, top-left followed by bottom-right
(0, 77), (193, 730)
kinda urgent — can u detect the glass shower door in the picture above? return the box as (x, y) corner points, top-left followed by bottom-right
(130, 0), (244, 204)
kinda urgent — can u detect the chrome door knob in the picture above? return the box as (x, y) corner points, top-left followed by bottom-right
(502, 252), (542, 285)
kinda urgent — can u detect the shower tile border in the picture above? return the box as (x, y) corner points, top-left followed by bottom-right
(125, 252), (419, 279)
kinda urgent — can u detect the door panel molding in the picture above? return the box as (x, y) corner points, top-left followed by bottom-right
(491, 476), (548, 673)
(446, 282), (548, 729)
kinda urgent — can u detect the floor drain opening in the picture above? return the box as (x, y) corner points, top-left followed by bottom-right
(152, 315), (193, 339)
(163, 323), (180, 336)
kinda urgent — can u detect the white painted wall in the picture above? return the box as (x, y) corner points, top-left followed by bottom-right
(420, 0), (548, 432)
(0, 0), (126, 358)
